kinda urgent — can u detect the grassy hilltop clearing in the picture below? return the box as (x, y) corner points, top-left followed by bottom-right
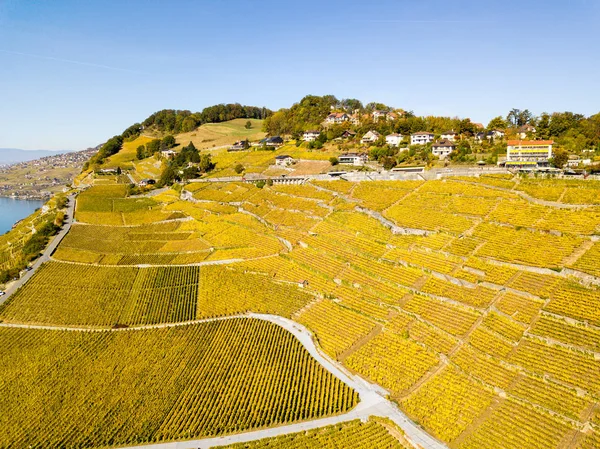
(175, 118), (266, 150)
(1, 171), (600, 449)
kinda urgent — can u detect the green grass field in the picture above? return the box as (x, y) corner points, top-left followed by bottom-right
(176, 118), (266, 150)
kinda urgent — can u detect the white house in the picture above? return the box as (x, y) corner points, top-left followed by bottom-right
(506, 140), (554, 167)
(487, 130), (505, 140)
(325, 112), (349, 125)
(361, 130), (381, 144)
(339, 152), (368, 166)
(431, 140), (457, 159)
(411, 132), (435, 145)
(373, 110), (398, 122)
(161, 149), (177, 159)
(372, 110), (388, 122)
(303, 130), (320, 142)
(275, 155), (294, 166)
(567, 157), (592, 168)
(441, 130), (458, 141)
(386, 133), (403, 147)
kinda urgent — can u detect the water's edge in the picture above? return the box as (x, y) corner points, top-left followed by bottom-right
(0, 197), (45, 235)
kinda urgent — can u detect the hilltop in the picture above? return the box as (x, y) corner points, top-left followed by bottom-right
(79, 96), (599, 191)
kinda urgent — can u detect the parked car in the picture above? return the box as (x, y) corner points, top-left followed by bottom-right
(0, 291), (5, 296)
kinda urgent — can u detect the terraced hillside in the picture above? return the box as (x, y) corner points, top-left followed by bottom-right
(2, 174), (600, 448)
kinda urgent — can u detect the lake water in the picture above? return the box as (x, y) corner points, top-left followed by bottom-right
(0, 197), (45, 235)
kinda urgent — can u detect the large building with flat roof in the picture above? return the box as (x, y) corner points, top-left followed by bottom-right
(506, 140), (554, 167)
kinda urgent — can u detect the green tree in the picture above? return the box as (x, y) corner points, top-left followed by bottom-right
(136, 145), (146, 160)
(181, 166), (200, 180)
(146, 139), (161, 155)
(382, 156), (397, 170)
(198, 154), (215, 173)
(234, 163), (245, 174)
(550, 148), (569, 168)
(536, 113), (551, 139)
(158, 165), (176, 187)
(162, 135), (176, 149)
(487, 116), (507, 130)
(329, 157), (339, 166)
(245, 120), (252, 129)
(507, 108), (533, 127)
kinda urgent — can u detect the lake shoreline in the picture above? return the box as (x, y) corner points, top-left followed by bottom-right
(0, 197), (45, 235)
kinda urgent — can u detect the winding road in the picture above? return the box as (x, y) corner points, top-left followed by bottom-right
(0, 194), (75, 307)
(0, 312), (448, 449)
(0, 190), (448, 448)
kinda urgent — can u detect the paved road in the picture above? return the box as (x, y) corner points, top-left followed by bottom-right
(0, 194), (75, 307)
(2, 313), (446, 449)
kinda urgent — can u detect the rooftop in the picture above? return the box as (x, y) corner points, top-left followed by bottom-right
(507, 140), (554, 146)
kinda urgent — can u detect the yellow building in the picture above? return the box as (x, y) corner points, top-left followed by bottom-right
(506, 140), (554, 167)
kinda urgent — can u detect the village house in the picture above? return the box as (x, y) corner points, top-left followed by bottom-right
(341, 130), (357, 139)
(139, 179), (156, 187)
(431, 140), (457, 159)
(517, 124), (537, 139)
(350, 113), (361, 126)
(441, 130), (458, 141)
(228, 140), (248, 151)
(505, 140), (554, 168)
(487, 130), (505, 140)
(372, 110), (398, 122)
(566, 156), (592, 168)
(161, 149), (177, 159)
(339, 152), (368, 166)
(325, 112), (350, 125)
(385, 133), (403, 147)
(302, 130), (321, 142)
(275, 155), (294, 166)
(262, 136), (284, 147)
(361, 130), (381, 145)
(475, 130), (506, 142)
(411, 132), (435, 146)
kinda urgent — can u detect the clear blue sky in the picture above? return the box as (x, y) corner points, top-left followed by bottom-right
(1, 0), (598, 150)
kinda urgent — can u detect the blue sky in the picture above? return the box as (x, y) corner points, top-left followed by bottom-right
(0, 0), (599, 150)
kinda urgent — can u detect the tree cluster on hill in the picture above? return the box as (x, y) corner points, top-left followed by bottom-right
(136, 135), (177, 160)
(142, 104), (272, 135)
(84, 103), (271, 169)
(262, 94), (477, 138)
(485, 109), (600, 154)
(157, 142), (215, 187)
(263, 95), (339, 136)
(87, 135), (124, 166)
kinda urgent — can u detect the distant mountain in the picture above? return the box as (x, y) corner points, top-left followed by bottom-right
(0, 148), (73, 165)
